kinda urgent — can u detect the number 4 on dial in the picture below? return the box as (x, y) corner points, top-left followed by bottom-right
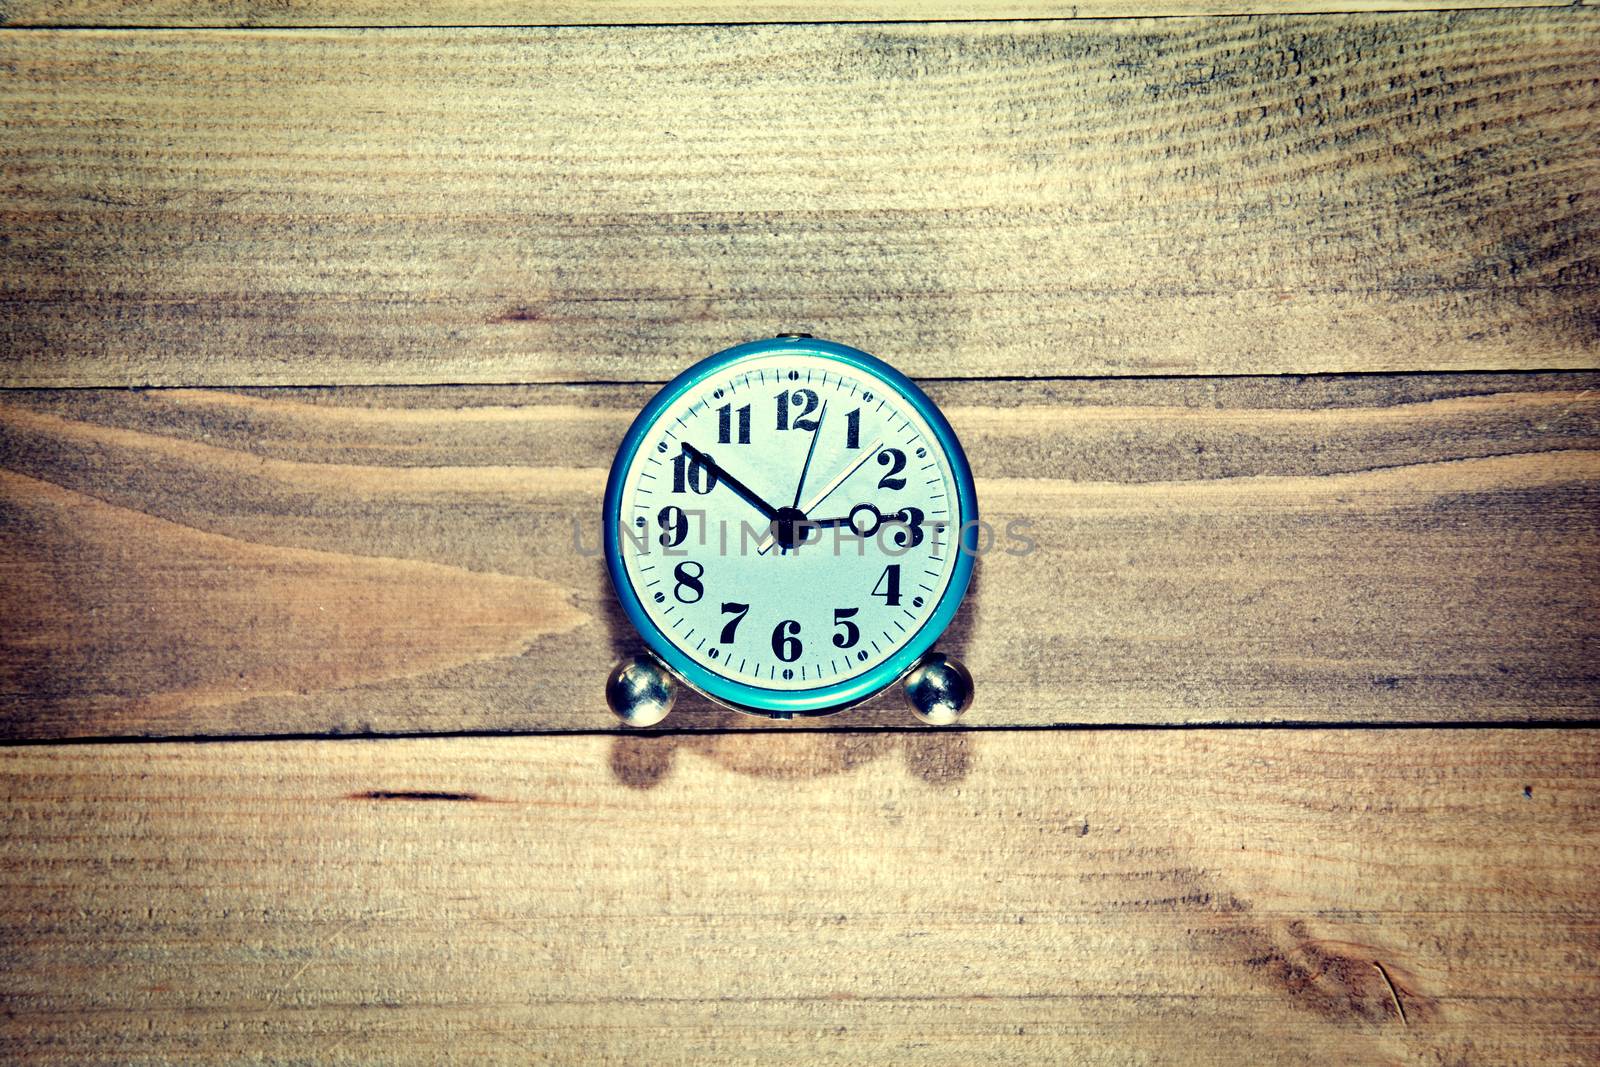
(872, 564), (901, 606)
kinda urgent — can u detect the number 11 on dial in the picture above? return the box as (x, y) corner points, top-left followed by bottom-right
(603, 337), (978, 724)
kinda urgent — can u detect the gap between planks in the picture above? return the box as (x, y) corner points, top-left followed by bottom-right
(5, 364), (1600, 394)
(1, 717), (1598, 750)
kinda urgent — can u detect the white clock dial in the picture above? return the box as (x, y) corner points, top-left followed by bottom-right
(614, 352), (964, 696)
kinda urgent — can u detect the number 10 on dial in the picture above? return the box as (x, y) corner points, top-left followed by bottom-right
(603, 337), (978, 725)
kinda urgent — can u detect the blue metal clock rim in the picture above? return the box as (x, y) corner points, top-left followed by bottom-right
(603, 336), (979, 717)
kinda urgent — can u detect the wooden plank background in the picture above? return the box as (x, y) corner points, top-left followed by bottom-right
(0, 0), (1580, 28)
(3, 10), (1598, 386)
(2, 373), (1597, 738)
(1, 2), (1597, 1063)
(3, 731), (1597, 1065)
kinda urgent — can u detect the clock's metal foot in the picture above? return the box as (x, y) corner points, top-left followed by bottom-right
(902, 653), (974, 726)
(606, 654), (678, 728)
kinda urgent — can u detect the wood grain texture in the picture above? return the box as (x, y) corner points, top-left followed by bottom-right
(2, 11), (1597, 387)
(0, 0), (1573, 27)
(1, 729), (1596, 1064)
(2, 373), (1596, 738)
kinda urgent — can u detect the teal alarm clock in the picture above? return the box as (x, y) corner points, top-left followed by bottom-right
(602, 336), (978, 726)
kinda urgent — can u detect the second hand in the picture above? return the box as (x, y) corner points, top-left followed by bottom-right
(783, 401), (828, 553)
(757, 436), (884, 555)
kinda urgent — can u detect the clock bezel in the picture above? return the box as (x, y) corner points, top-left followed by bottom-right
(603, 336), (978, 717)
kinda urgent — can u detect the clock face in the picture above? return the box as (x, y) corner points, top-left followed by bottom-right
(605, 339), (976, 716)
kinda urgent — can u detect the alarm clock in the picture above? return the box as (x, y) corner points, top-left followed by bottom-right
(602, 336), (977, 726)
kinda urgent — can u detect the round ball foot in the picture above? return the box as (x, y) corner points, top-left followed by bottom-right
(606, 655), (678, 727)
(902, 653), (974, 726)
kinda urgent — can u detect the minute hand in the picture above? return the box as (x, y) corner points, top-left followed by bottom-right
(756, 438), (884, 554)
(681, 442), (780, 521)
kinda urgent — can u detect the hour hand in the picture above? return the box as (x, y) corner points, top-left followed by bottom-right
(810, 503), (886, 536)
(681, 442), (781, 521)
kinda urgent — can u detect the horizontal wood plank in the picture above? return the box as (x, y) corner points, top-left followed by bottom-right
(0, 0), (1572, 28)
(1, 373), (1596, 738)
(1, 729), (1596, 1063)
(2, 11), (1597, 386)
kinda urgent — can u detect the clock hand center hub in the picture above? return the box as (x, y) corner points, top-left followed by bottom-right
(769, 506), (812, 551)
